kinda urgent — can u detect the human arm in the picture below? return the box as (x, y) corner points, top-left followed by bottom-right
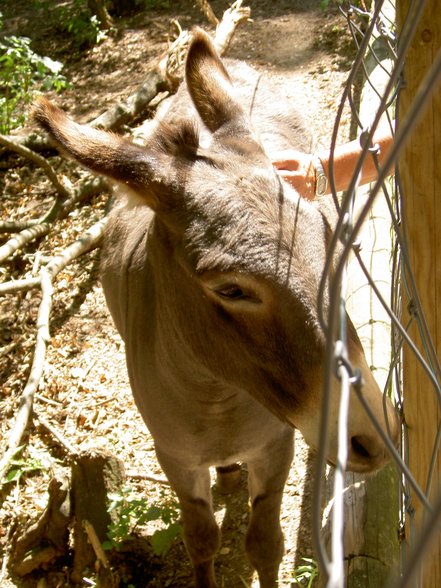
(271, 127), (394, 200)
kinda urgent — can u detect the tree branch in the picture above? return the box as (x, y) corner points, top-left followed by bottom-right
(0, 174), (108, 265)
(35, 413), (79, 456)
(0, 268), (53, 482)
(0, 223), (52, 265)
(213, 0), (251, 54)
(0, 217), (108, 482)
(195, 0), (219, 26)
(0, 134), (70, 200)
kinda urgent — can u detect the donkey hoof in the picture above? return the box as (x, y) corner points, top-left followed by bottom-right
(215, 463), (242, 494)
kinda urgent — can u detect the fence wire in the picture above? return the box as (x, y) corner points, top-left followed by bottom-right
(313, 1), (441, 586)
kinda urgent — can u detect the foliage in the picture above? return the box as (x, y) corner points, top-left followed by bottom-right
(64, 12), (106, 47)
(292, 557), (319, 587)
(104, 486), (182, 556)
(0, 14), (68, 134)
(32, 0), (108, 48)
(3, 445), (53, 484)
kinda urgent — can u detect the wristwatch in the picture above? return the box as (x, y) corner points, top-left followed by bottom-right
(314, 156), (328, 197)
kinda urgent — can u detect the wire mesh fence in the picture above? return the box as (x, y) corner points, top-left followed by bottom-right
(315, 1), (441, 586)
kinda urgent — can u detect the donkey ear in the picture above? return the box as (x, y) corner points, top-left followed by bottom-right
(32, 98), (176, 211)
(185, 29), (247, 134)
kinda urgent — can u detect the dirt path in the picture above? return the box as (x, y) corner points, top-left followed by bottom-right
(0, 1), (354, 586)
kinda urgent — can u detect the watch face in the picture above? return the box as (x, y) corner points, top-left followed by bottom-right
(317, 173), (327, 196)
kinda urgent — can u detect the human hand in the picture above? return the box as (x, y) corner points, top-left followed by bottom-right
(271, 150), (315, 200)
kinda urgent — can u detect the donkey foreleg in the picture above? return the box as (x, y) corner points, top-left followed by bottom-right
(180, 496), (220, 587)
(245, 429), (294, 588)
(155, 449), (220, 587)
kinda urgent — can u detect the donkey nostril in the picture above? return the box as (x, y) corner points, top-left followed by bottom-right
(351, 435), (375, 459)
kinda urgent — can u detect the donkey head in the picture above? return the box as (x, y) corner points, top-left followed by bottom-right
(33, 29), (398, 472)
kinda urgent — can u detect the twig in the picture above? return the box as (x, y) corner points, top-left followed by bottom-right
(0, 276), (40, 295)
(0, 197), (60, 233)
(35, 393), (63, 407)
(0, 216), (108, 295)
(0, 341), (19, 358)
(35, 413), (78, 456)
(126, 469), (170, 486)
(83, 520), (110, 568)
(59, 175), (109, 215)
(0, 133), (70, 200)
(0, 223), (51, 264)
(0, 174), (108, 239)
(42, 216), (108, 279)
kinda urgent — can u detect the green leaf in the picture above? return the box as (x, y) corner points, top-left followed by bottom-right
(150, 523), (182, 556)
(5, 468), (22, 483)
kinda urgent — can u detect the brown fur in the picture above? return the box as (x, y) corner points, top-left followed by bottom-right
(33, 29), (398, 588)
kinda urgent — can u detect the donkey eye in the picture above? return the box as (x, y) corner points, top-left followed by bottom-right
(217, 286), (246, 299)
(215, 285), (260, 303)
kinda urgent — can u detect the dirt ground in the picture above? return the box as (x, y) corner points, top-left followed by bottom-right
(0, 1), (355, 586)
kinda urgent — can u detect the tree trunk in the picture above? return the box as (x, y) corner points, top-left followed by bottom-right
(71, 450), (126, 583)
(87, 0), (113, 29)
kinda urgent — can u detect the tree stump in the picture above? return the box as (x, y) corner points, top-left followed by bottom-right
(71, 450), (126, 584)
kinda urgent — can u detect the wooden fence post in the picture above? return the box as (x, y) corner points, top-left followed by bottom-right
(397, 0), (441, 585)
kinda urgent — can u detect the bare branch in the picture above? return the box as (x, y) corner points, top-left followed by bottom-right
(0, 203), (58, 233)
(35, 413), (79, 455)
(0, 216), (107, 295)
(0, 341), (19, 357)
(1, 176), (108, 231)
(0, 276), (40, 295)
(0, 269), (53, 482)
(90, 68), (169, 131)
(44, 216), (107, 278)
(83, 520), (110, 569)
(0, 133), (71, 200)
(0, 217), (108, 482)
(126, 469), (171, 486)
(0, 223), (51, 264)
(213, 0), (251, 54)
(195, 0), (219, 26)
(60, 175), (109, 215)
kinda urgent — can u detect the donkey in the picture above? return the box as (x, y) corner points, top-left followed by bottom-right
(34, 29), (399, 588)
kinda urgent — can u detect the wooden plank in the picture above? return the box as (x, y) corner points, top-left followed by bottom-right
(397, 0), (441, 585)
